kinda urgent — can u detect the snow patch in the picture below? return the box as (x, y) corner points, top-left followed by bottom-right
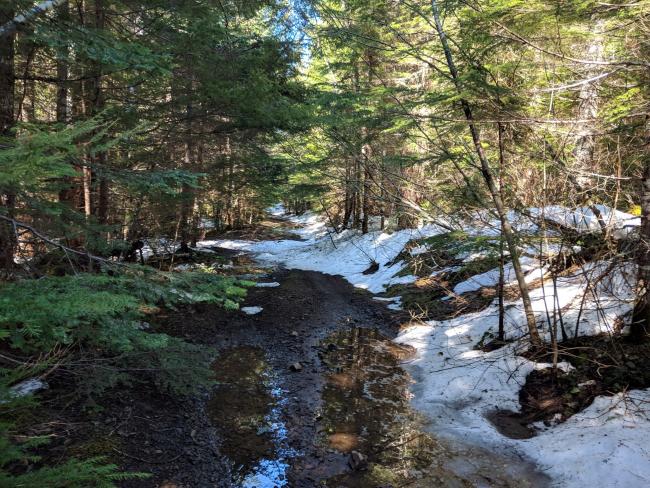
(241, 306), (263, 315)
(255, 282), (281, 288)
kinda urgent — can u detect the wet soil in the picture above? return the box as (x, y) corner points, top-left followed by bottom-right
(111, 263), (546, 488)
(489, 334), (650, 438)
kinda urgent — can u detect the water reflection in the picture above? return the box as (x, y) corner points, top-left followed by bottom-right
(319, 328), (470, 487)
(207, 347), (293, 487)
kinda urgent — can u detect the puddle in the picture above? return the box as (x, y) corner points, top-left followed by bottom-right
(207, 330), (547, 487)
(318, 328), (474, 487)
(207, 347), (294, 487)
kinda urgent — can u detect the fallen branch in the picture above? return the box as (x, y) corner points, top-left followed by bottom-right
(0, 214), (122, 267)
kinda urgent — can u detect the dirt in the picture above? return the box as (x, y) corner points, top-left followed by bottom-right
(489, 334), (650, 440)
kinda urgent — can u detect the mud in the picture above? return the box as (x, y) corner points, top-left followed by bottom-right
(123, 264), (548, 487)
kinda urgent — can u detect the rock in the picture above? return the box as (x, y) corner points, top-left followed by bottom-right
(290, 362), (303, 372)
(348, 450), (368, 471)
(626, 361), (637, 369)
(362, 260), (379, 275)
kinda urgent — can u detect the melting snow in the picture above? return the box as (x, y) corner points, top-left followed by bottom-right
(201, 203), (648, 488)
(241, 306), (263, 315)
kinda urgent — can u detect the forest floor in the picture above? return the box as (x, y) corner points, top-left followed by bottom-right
(115, 250), (548, 487)
(99, 211), (552, 488)
(37, 208), (650, 487)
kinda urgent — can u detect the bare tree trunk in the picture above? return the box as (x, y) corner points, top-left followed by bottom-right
(631, 117), (650, 342)
(430, 0), (542, 347)
(55, 1), (69, 124)
(573, 20), (604, 190)
(0, 5), (16, 271)
(397, 164), (420, 229)
(179, 102), (194, 246)
(353, 156), (361, 228)
(342, 158), (353, 229)
(97, 172), (109, 224)
(82, 166), (92, 217)
(361, 138), (371, 234)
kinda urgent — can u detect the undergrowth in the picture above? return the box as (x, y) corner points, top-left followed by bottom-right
(0, 265), (251, 485)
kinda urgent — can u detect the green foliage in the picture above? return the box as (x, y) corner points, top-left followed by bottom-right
(0, 382), (148, 487)
(0, 269), (247, 352)
(0, 268), (249, 397)
(0, 120), (96, 193)
(419, 230), (501, 261)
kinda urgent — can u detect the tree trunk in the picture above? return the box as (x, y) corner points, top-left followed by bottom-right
(573, 20), (604, 190)
(631, 117), (650, 342)
(430, 0), (542, 347)
(361, 141), (371, 234)
(55, 1), (69, 124)
(342, 158), (353, 229)
(0, 5), (16, 271)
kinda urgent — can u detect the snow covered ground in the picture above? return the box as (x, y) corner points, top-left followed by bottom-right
(202, 205), (649, 488)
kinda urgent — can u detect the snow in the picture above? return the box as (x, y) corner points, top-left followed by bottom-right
(1, 378), (48, 403)
(452, 256), (544, 295)
(373, 295), (403, 311)
(522, 390), (650, 487)
(256, 282), (281, 288)
(529, 205), (639, 238)
(198, 203), (648, 488)
(241, 306), (263, 315)
(394, 259), (640, 488)
(206, 217), (448, 293)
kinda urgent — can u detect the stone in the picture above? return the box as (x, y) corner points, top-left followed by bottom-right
(290, 362), (303, 372)
(348, 450), (368, 471)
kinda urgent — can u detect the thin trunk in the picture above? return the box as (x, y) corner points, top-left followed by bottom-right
(379, 151), (386, 231)
(180, 103), (194, 246)
(82, 166), (92, 216)
(497, 123), (506, 342)
(631, 116), (650, 342)
(225, 136), (233, 228)
(430, 0), (541, 347)
(342, 159), (353, 229)
(573, 20), (604, 190)
(97, 168), (108, 224)
(361, 138), (371, 234)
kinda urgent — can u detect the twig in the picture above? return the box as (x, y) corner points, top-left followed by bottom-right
(0, 215), (121, 267)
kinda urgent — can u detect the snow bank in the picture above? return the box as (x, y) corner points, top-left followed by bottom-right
(529, 205), (639, 238)
(395, 260), (639, 488)
(523, 390), (650, 487)
(204, 209), (449, 294)
(453, 256), (544, 295)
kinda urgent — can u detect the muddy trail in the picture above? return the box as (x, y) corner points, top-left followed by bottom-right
(111, 251), (551, 488)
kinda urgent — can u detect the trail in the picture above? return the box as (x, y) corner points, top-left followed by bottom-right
(122, 214), (549, 487)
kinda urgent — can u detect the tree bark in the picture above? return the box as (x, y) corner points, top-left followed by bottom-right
(0, 5), (16, 271)
(631, 117), (650, 342)
(430, 0), (542, 347)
